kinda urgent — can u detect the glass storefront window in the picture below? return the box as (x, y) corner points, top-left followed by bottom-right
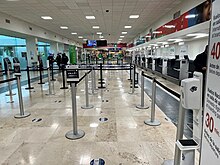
(0, 35), (27, 70)
(38, 41), (50, 67)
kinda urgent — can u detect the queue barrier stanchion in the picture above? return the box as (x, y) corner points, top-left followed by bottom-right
(128, 63), (132, 81)
(81, 73), (94, 109)
(46, 64), (54, 95)
(144, 77), (161, 126)
(38, 65), (45, 85)
(60, 65), (68, 89)
(5, 68), (16, 99)
(91, 67), (98, 94)
(136, 71), (149, 109)
(98, 63), (106, 89)
(25, 66), (34, 90)
(129, 64), (135, 94)
(51, 64), (56, 81)
(65, 67), (85, 140)
(14, 75), (31, 118)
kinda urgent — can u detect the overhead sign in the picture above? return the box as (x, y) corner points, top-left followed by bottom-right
(200, 0), (220, 164)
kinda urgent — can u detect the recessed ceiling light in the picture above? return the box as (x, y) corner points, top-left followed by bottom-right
(185, 14), (197, 19)
(153, 31), (162, 34)
(86, 16), (95, 19)
(129, 15), (139, 19)
(41, 16), (53, 20)
(71, 32), (77, 35)
(164, 25), (175, 28)
(119, 39), (123, 41)
(99, 36), (104, 38)
(122, 32), (127, 34)
(78, 36), (83, 39)
(186, 33), (208, 37)
(124, 26), (132, 29)
(120, 36), (125, 38)
(92, 26), (100, 29)
(83, 39), (87, 41)
(97, 32), (102, 35)
(60, 26), (68, 29)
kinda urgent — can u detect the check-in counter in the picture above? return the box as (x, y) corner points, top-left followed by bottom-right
(167, 58), (189, 80)
(147, 57), (153, 70)
(155, 58), (163, 73)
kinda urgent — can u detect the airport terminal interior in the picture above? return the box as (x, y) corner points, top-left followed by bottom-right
(0, 0), (219, 164)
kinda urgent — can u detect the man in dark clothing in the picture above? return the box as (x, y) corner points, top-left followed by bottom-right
(56, 53), (61, 69)
(193, 45), (208, 75)
(194, 45), (208, 104)
(61, 53), (69, 66)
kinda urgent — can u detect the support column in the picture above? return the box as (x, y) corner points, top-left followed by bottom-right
(26, 37), (38, 66)
(50, 42), (59, 55)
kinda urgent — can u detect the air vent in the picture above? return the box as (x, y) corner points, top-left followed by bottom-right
(5, 19), (10, 24)
(29, 27), (32, 31)
(173, 11), (181, 19)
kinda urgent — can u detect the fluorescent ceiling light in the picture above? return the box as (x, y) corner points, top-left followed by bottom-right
(99, 36), (104, 38)
(60, 26), (68, 29)
(124, 26), (132, 29)
(157, 42), (168, 45)
(83, 39), (87, 41)
(97, 32), (102, 35)
(129, 15), (139, 19)
(195, 35), (209, 39)
(164, 25), (175, 28)
(186, 33), (208, 37)
(185, 14), (197, 19)
(168, 39), (183, 42)
(153, 31), (162, 34)
(86, 16), (95, 19)
(178, 42), (184, 46)
(71, 32), (77, 35)
(149, 44), (158, 46)
(6, 0), (20, 1)
(78, 36), (83, 39)
(119, 39), (123, 41)
(92, 26), (100, 29)
(41, 16), (53, 20)
(120, 36), (125, 38)
(122, 32), (127, 34)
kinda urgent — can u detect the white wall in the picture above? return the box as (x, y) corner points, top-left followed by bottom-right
(0, 11), (80, 47)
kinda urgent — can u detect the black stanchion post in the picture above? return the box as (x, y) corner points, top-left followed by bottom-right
(98, 63), (106, 89)
(38, 65), (45, 85)
(25, 66), (34, 90)
(60, 65), (68, 89)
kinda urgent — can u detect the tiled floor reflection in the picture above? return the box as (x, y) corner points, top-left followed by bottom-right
(0, 70), (199, 165)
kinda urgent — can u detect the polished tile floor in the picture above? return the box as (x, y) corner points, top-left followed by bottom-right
(0, 69), (198, 165)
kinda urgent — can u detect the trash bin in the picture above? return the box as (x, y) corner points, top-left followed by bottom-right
(176, 139), (199, 165)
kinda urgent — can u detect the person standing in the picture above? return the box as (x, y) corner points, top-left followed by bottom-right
(56, 53), (61, 69)
(61, 53), (69, 66)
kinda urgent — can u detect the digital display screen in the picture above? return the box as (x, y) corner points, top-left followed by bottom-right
(87, 40), (97, 47)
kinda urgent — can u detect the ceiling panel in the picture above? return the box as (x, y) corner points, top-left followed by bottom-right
(0, 0), (182, 43)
